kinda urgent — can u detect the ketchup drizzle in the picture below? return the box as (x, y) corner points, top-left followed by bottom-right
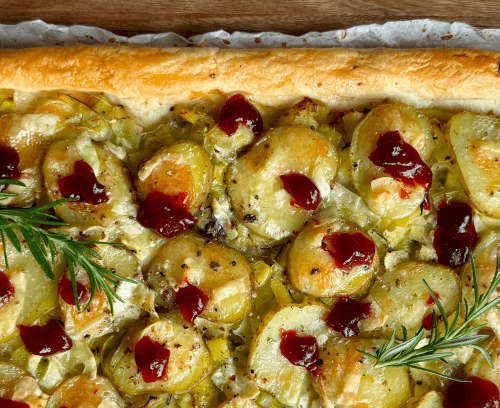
(0, 271), (15, 306)
(58, 161), (108, 205)
(444, 376), (500, 408)
(321, 232), (375, 272)
(176, 282), (209, 323)
(59, 275), (90, 306)
(135, 336), (170, 383)
(279, 330), (319, 376)
(138, 191), (197, 239)
(369, 131), (432, 190)
(219, 94), (263, 137)
(0, 398), (30, 408)
(433, 202), (478, 268)
(280, 174), (321, 211)
(326, 297), (371, 337)
(0, 146), (21, 192)
(18, 319), (72, 356)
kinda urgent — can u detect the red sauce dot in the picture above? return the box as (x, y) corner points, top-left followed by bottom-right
(425, 292), (440, 307)
(400, 189), (410, 199)
(59, 275), (90, 306)
(176, 282), (209, 323)
(280, 173), (321, 211)
(444, 376), (500, 408)
(138, 191), (197, 238)
(279, 330), (319, 375)
(433, 202), (478, 268)
(0, 398), (30, 408)
(422, 313), (443, 330)
(326, 297), (371, 337)
(321, 232), (375, 272)
(0, 146), (21, 193)
(135, 336), (170, 383)
(369, 131), (432, 190)
(19, 319), (72, 356)
(423, 193), (431, 211)
(219, 94), (263, 137)
(58, 161), (109, 205)
(0, 271), (15, 306)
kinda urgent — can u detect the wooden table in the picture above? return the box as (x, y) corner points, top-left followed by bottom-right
(0, 0), (497, 38)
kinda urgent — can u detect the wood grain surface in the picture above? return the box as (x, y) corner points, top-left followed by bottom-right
(0, 0), (496, 38)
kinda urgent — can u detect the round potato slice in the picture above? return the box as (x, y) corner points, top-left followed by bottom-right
(43, 137), (135, 227)
(227, 125), (338, 243)
(362, 262), (461, 339)
(145, 231), (254, 323)
(135, 140), (213, 213)
(351, 102), (434, 219)
(46, 374), (125, 408)
(247, 303), (335, 406)
(287, 216), (378, 298)
(464, 335), (500, 387)
(0, 361), (48, 408)
(104, 312), (212, 395)
(318, 337), (412, 408)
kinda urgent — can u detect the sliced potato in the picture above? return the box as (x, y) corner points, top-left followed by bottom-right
(135, 140), (213, 213)
(104, 312), (212, 395)
(0, 270), (26, 341)
(46, 374), (125, 408)
(408, 391), (445, 408)
(318, 337), (412, 408)
(445, 112), (500, 218)
(287, 216), (378, 298)
(227, 125), (338, 243)
(247, 303), (335, 406)
(146, 231), (254, 323)
(276, 98), (329, 129)
(464, 335), (500, 386)
(351, 102), (434, 219)
(43, 136), (135, 227)
(218, 399), (263, 408)
(362, 262), (460, 338)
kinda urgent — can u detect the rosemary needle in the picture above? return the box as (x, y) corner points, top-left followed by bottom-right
(358, 254), (500, 382)
(0, 179), (135, 313)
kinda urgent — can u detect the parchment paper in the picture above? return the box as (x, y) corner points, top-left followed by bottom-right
(2, 19), (500, 50)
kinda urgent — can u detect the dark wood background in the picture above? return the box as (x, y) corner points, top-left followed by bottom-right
(0, 0), (496, 38)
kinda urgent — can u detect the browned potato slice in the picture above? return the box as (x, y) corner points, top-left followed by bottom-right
(227, 126), (338, 243)
(351, 102), (434, 219)
(136, 140), (213, 213)
(445, 112), (500, 218)
(318, 338), (412, 408)
(409, 391), (445, 408)
(145, 231), (253, 323)
(46, 374), (125, 408)
(0, 270), (26, 341)
(464, 335), (500, 386)
(0, 361), (48, 408)
(362, 262), (461, 339)
(287, 216), (378, 298)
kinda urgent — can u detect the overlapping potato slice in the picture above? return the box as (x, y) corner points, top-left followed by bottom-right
(46, 374), (125, 408)
(247, 303), (335, 406)
(227, 125), (338, 243)
(408, 391), (445, 408)
(351, 102), (434, 219)
(0, 361), (48, 408)
(446, 112), (500, 218)
(318, 338), (412, 408)
(464, 335), (500, 386)
(104, 312), (212, 395)
(362, 262), (461, 338)
(287, 216), (378, 298)
(145, 231), (253, 323)
(136, 140), (213, 213)
(43, 136), (135, 227)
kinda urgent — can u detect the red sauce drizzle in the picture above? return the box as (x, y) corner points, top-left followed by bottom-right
(0, 398), (30, 408)
(138, 191), (196, 238)
(18, 319), (72, 356)
(176, 282), (209, 323)
(433, 202), (478, 268)
(280, 174), (321, 211)
(425, 292), (440, 307)
(59, 275), (90, 306)
(326, 297), (371, 337)
(218, 94), (263, 137)
(321, 232), (375, 272)
(0, 271), (15, 306)
(423, 193), (431, 211)
(422, 313), (444, 330)
(369, 131), (432, 190)
(444, 376), (500, 408)
(58, 161), (109, 205)
(135, 336), (170, 383)
(0, 146), (21, 192)
(400, 189), (410, 199)
(279, 330), (319, 376)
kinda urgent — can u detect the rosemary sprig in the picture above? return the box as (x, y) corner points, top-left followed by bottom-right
(0, 180), (135, 313)
(358, 253), (500, 382)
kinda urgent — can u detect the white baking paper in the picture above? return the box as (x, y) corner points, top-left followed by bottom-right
(2, 19), (500, 51)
